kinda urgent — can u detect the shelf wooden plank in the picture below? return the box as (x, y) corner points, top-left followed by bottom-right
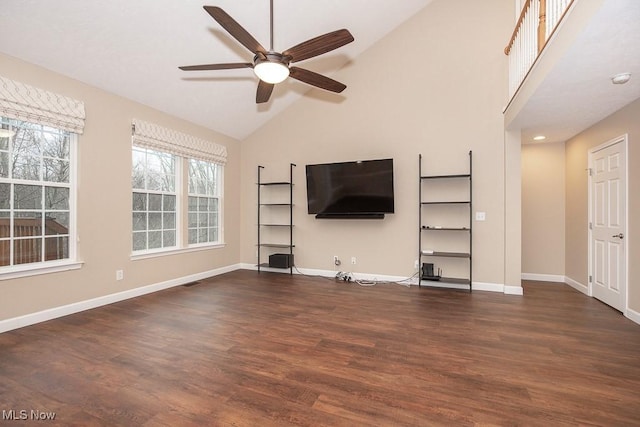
(260, 224), (294, 227)
(441, 277), (471, 285)
(422, 226), (470, 231)
(260, 203), (294, 206)
(420, 174), (470, 180)
(420, 277), (471, 285)
(257, 263), (292, 269)
(258, 182), (293, 186)
(421, 201), (470, 205)
(420, 251), (470, 258)
(258, 243), (296, 248)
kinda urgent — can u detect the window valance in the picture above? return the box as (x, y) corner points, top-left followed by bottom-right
(0, 76), (85, 134)
(131, 119), (227, 165)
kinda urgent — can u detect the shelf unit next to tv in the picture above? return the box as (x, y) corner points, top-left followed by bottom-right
(418, 151), (472, 291)
(257, 164), (296, 274)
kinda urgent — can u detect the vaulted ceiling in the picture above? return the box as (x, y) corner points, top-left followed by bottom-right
(0, 0), (433, 140)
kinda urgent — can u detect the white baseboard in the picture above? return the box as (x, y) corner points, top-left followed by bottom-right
(474, 281), (509, 293)
(521, 273), (565, 283)
(504, 285), (524, 295)
(0, 263), (242, 334)
(241, 264), (510, 293)
(625, 307), (640, 326)
(564, 276), (589, 295)
(241, 263), (417, 284)
(522, 274), (591, 296)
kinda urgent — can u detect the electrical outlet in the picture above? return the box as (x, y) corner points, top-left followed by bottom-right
(351, 257), (356, 265)
(116, 270), (124, 281)
(334, 256), (341, 266)
(414, 259), (419, 269)
(475, 211), (486, 221)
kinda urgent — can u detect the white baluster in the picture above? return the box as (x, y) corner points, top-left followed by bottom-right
(506, 0), (572, 98)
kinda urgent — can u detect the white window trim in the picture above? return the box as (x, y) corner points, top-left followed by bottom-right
(0, 129), (78, 275)
(130, 122), (226, 260)
(131, 147), (182, 254)
(130, 243), (226, 261)
(69, 133), (78, 261)
(0, 259), (83, 281)
(187, 160), (224, 247)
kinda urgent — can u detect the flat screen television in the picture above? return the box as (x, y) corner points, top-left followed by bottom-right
(305, 158), (394, 219)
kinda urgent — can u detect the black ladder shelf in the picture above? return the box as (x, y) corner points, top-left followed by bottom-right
(418, 151), (472, 291)
(257, 163), (296, 274)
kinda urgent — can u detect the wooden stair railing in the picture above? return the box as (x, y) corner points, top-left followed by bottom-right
(504, 0), (573, 98)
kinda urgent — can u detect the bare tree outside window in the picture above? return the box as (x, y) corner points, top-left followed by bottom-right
(0, 118), (73, 267)
(132, 147), (177, 252)
(188, 159), (221, 245)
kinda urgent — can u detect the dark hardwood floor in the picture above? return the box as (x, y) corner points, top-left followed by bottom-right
(1, 270), (639, 426)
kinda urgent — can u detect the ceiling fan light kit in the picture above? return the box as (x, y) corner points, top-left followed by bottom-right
(253, 53), (290, 84)
(179, 1), (354, 103)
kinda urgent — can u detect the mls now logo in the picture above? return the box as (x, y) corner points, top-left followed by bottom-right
(2, 409), (56, 421)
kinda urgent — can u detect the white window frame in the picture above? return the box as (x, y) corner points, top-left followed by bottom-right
(0, 118), (80, 280)
(130, 119), (226, 260)
(131, 146), (181, 255)
(187, 159), (224, 248)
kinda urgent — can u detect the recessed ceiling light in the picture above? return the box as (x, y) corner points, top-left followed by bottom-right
(533, 135), (546, 141)
(611, 73), (631, 85)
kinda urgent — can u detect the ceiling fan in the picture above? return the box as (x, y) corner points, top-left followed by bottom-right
(179, 1), (354, 104)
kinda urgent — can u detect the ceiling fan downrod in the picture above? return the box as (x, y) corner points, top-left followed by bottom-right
(269, 0), (274, 51)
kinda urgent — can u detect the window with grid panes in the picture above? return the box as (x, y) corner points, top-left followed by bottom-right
(132, 147), (178, 252)
(0, 118), (75, 268)
(188, 159), (221, 245)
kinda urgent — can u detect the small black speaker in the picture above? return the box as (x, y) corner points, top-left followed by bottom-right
(421, 262), (441, 281)
(421, 263), (434, 278)
(269, 253), (294, 269)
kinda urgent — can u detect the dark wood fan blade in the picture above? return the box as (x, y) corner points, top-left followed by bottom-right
(283, 29), (354, 63)
(256, 80), (275, 104)
(179, 63), (253, 71)
(289, 67), (346, 93)
(204, 6), (266, 54)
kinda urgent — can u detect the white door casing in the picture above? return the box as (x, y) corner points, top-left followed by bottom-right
(588, 135), (627, 312)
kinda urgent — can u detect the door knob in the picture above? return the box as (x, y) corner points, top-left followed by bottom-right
(612, 233), (624, 239)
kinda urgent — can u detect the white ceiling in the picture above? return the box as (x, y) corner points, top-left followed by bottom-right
(0, 0), (433, 140)
(509, 0), (640, 145)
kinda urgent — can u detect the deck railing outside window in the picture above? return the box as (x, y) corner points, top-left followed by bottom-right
(505, 0), (573, 97)
(0, 218), (69, 265)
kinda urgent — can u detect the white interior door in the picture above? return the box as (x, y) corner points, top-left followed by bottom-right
(590, 137), (627, 312)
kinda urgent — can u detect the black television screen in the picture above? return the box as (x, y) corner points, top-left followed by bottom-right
(305, 158), (394, 218)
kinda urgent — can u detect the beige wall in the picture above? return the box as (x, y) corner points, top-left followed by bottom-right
(241, 0), (514, 285)
(0, 53), (241, 321)
(565, 97), (640, 312)
(521, 142), (565, 275)
(505, 131), (522, 289)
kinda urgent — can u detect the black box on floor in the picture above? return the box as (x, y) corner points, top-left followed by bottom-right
(269, 253), (294, 269)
